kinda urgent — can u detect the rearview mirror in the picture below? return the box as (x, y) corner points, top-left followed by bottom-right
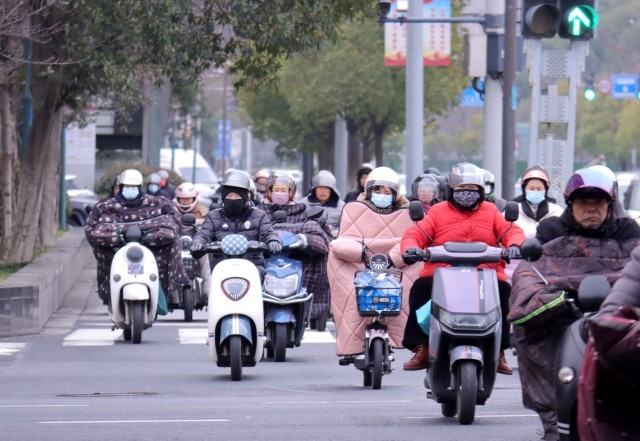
(503, 201), (519, 222)
(182, 213), (196, 227)
(578, 275), (611, 312)
(409, 200), (424, 222)
(273, 210), (287, 223)
(519, 238), (543, 262)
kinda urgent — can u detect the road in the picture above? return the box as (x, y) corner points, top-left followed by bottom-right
(0, 260), (542, 441)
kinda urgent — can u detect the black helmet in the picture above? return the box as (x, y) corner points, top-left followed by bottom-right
(446, 162), (485, 200)
(424, 167), (441, 176)
(221, 170), (251, 201)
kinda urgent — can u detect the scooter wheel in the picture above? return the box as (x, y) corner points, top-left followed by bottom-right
(183, 287), (193, 322)
(122, 328), (132, 341)
(315, 310), (328, 333)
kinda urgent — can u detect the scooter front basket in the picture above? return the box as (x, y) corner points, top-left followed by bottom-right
(354, 270), (402, 317)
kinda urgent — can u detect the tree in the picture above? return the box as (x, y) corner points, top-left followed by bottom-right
(0, 0), (370, 263)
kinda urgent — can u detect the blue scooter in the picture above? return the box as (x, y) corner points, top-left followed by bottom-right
(263, 229), (314, 362)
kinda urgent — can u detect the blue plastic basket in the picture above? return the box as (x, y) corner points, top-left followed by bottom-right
(355, 286), (402, 317)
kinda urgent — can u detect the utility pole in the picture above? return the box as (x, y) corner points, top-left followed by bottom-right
(405, 0), (424, 184)
(502, 0), (518, 200)
(334, 113), (348, 197)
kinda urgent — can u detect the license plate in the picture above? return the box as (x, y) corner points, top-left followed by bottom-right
(128, 264), (144, 275)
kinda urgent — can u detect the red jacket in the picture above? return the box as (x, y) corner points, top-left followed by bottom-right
(401, 201), (525, 281)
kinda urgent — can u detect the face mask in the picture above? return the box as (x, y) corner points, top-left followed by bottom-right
(452, 189), (481, 210)
(271, 192), (290, 206)
(525, 190), (546, 206)
(224, 198), (245, 216)
(148, 184), (159, 194)
(371, 193), (393, 208)
(122, 187), (139, 201)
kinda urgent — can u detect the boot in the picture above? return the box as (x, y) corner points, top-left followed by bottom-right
(497, 350), (512, 375)
(403, 344), (429, 371)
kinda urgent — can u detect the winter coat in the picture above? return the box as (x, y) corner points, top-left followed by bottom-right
(328, 201), (421, 356)
(577, 306), (640, 441)
(512, 198), (564, 238)
(257, 202), (332, 316)
(299, 191), (345, 231)
(508, 235), (639, 434)
(401, 201), (526, 282)
(85, 193), (189, 303)
(599, 243), (640, 315)
(191, 206), (280, 270)
(536, 208), (640, 244)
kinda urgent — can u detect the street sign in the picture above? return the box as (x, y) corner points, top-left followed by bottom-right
(460, 87), (484, 107)
(611, 75), (639, 99)
(596, 78), (611, 94)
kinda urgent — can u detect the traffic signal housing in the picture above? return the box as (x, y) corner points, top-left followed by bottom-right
(583, 72), (596, 101)
(558, 1), (598, 40)
(522, 1), (561, 39)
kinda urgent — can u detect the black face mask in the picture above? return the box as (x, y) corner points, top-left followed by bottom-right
(451, 189), (482, 211)
(223, 199), (245, 216)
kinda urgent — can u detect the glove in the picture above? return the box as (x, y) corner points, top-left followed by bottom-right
(189, 243), (205, 259)
(506, 245), (521, 260)
(403, 247), (427, 264)
(268, 241), (282, 254)
(297, 234), (308, 250)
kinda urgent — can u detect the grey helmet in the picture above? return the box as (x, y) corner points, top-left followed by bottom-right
(483, 169), (496, 198)
(221, 169), (252, 192)
(446, 162), (485, 200)
(146, 173), (162, 185)
(310, 170), (339, 197)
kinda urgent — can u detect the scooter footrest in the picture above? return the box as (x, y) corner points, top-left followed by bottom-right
(338, 357), (352, 366)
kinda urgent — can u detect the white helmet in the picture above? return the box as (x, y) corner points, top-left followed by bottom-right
(175, 182), (198, 213)
(118, 169), (143, 186)
(364, 167), (400, 198)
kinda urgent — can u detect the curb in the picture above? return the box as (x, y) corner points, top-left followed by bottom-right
(0, 227), (92, 338)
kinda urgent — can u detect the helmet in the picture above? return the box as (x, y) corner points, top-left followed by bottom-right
(175, 182), (198, 213)
(483, 169), (496, 197)
(248, 179), (257, 200)
(146, 173), (162, 185)
(424, 167), (441, 176)
(221, 170), (252, 192)
(521, 165), (551, 191)
(446, 162), (485, 191)
(411, 174), (439, 202)
(118, 169), (143, 186)
(254, 169), (271, 180)
(365, 167), (400, 198)
(157, 169), (169, 180)
(564, 167), (617, 203)
(267, 171), (297, 194)
(310, 170), (339, 196)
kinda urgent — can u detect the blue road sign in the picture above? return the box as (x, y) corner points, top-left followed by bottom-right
(460, 87), (484, 107)
(217, 119), (231, 158)
(611, 75), (639, 99)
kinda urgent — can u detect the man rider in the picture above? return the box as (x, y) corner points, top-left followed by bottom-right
(509, 166), (640, 441)
(146, 172), (173, 201)
(85, 169), (189, 306)
(189, 170), (282, 273)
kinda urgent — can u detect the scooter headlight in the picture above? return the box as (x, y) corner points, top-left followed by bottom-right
(179, 235), (192, 251)
(221, 277), (250, 301)
(126, 246), (144, 263)
(437, 307), (500, 331)
(558, 366), (576, 384)
(264, 273), (299, 298)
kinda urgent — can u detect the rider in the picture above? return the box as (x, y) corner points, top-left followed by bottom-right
(146, 172), (172, 200)
(344, 163), (373, 203)
(401, 162), (525, 373)
(512, 165), (563, 238)
(483, 169), (507, 212)
(157, 169), (176, 200)
(257, 172), (332, 332)
(509, 166), (640, 441)
(189, 170), (282, 273)
(85, 169), (189, 306)
(253, 169), (271, 198)
(300, 170), (345, 235)
(409, 174), (440, 214)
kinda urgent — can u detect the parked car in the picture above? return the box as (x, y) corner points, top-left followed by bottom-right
(622, 172), (640, 219)
(65, 175), (98, 227)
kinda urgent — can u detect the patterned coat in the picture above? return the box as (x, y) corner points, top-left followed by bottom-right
(257, 202), (333, 317)
(509, 235), (640, 440)
(85, 194), (189, 303)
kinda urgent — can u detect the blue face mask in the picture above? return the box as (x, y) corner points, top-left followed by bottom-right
(122, 187), (139, 201)
(371, 193), (393, 208)
(525, 190), (546, 206)
(148, 184), (159, 194)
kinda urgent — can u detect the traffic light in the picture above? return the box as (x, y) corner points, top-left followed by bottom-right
(583, 71), (595, 101)
(522, 1), (561, 39)
(558, 1), (598, 40)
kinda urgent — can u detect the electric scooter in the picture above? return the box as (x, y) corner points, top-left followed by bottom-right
(199, 234), (267, 381)
(405, 201), (520, 424)
(109, 224), (159, 344)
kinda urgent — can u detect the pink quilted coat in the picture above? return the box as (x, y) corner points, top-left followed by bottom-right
(328, 201), (421, 356)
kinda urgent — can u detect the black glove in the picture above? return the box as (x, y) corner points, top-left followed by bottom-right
(403, 247), (427, 264)
(189, 243), (205, 259)
(506, 245), (521, 260)
(267, 241), (282, 254)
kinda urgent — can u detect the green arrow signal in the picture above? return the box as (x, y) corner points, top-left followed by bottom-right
(565, 6), (599, 37)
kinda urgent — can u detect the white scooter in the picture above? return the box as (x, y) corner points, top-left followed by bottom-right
(109, 224), (159, 344)
(197, 232), (267, 381)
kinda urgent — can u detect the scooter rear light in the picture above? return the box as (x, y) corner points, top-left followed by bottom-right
(558, 367), (576, 384)
(221, 277), (250, 301)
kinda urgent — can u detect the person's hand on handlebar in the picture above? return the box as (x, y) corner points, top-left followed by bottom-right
(189, 243), (205, 259)
(506, 245), (521, 260)
(403, 247), (427, 264)
(267, 241), (283, 254)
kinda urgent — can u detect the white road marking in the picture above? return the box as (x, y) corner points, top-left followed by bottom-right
(402, 414), (538, 419)
(0, 343), (26, 356)
(266, 400), (411, 404)
(63, 329), (122, 346)
(0, 404), (88, 408)
(38, 419), (230, 424)
(302, 331), (336, 344)
(178, 328), (206, 345)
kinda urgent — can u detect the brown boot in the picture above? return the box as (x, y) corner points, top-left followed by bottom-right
(497, 350), (512, 375)
(403, 344), (429, 371)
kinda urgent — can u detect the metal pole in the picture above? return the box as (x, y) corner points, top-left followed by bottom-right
(334, 113), (348, 198)
(501, 0), (517, 201)
(221, 73), (228, 177)
(246, 127), (252, 173)
(59, 123), (67, 231)
(405, 0), (424, 184)
(171, 109), (177, 170)
(20, 36), (32, 161)
(482, 0), (504, 198)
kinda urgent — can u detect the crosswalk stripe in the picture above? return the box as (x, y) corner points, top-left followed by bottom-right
(177, 328), (336, 345)
(63, 329), (122, 346)
(0, 343), (26, 356)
